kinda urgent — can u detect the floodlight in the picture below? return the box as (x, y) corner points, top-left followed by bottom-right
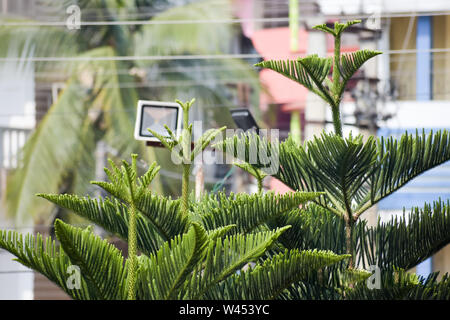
(134, 100), (182, 142)
(230, 108), (259, 133)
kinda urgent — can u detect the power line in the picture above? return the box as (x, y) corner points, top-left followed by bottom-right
(26, 52), (450, 77)
(0, 87), (450, 119)
(33, 64), (257, 77)
(2, 48), (450, 63)
(2, 10), (450, 27)
(0, 53), (261, 63)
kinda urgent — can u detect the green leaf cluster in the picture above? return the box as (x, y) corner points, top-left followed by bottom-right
(1, 144), (341, 300)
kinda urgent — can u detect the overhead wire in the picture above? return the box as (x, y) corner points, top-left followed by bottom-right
(2, 9), (450, 27)
(2, 48), (450, 63)
(0, 87), (449, 119)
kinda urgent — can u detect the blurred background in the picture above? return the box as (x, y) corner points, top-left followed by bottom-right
(0, 0), (449, 299)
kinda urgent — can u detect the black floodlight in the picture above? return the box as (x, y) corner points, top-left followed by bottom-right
(230, 108), (259, 133)
(134, 100), (182, 143)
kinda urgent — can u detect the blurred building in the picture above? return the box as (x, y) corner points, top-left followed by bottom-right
(0, 46), (35, 301)
(248, 0), (450, 276)
(319, 0), (450, 278)
(0, 0), (37, 300)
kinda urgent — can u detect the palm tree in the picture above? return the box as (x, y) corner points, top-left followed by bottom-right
(1, 0), (258, 225)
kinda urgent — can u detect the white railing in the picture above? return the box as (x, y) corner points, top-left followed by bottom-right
(0, 127), (32, 169)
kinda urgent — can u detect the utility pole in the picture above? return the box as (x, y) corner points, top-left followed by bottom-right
(289, 0), (302, 145)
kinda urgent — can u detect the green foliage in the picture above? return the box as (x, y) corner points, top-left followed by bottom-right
(356, 200), (450, 270)
(347, 269), (450, 300)
(0, 226), (85, 300)
(2, 19), (450, 301)
(269, 204), (347, 254)
(0, 219), (127, 300)
(277, 133), (379, 219)
(217, 19), (450, 298)
(54, 219), (128, 300)
(256, 20), (380, 136)
(193, 191), (321, 234)
(210, 249), (350, 300)
(339, 49), (382, 96)
(312, 20), (361, 37)
(256, 56), (334, 106)
(36, 194), (167, 256)
(213, 131), (279, 175)
(233, 162), (268, 181)
(2, 155), (333, 300)
(184, 226), (292, 299)
(219, 130), (450, 221)
(0, 94), (335, 300)
(136, 223), (209, 300)
(233, 162), (269, 192)
(362, 130), (450, 214)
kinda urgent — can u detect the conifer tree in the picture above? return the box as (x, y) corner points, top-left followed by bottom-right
(216, 20), (450, 298)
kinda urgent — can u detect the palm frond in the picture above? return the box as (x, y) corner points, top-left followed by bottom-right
(97, 64), (142, 156)
(0, 21), (79, 73)
(133, 0), (233, 59)
(6, 79), (90, 224)
(6, 47), (143, 224)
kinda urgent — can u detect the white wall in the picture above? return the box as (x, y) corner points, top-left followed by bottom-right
(380, 100), (450, 129)
(0, 43), (35, 300)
